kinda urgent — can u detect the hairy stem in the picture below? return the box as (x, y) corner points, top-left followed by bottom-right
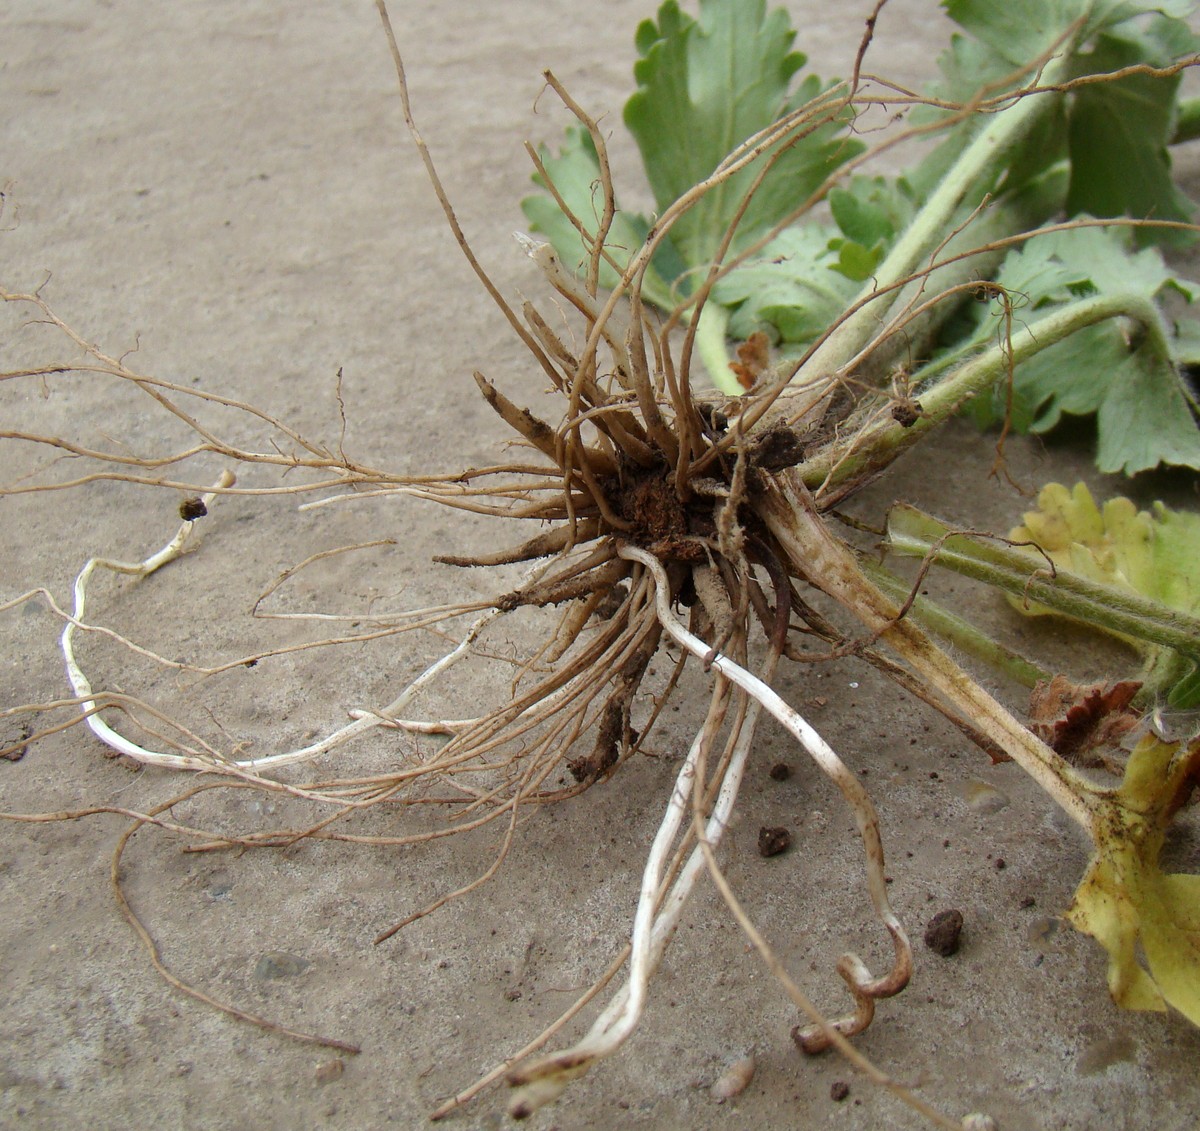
(759, 476), (1101, 833)
(886, 503), (1200, 658)
(804, 290), (1174, 492)
(797, 47), (1078, 384)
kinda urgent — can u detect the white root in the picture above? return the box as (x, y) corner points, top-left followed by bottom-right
(58, 473), (556, 774)
(507, 680), (755, 1117)
(504, 545), (912, 1117)
(621, 545), (911, 1052)
(62, 471), (239, 771)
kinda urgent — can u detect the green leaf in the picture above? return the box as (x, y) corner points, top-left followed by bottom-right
(1066, 24), (1197, 239)
(623, 0), (861, 280)
(1172, 317), (1200, 365)
(830, 239), (883, 282)
(711, 225), (858, 345)
(943, 0), (1087, 66)
(923, 4), (1196, 230)
(911, 4), (1099, 198)
(1095, 345), (1200, 474)
(828, 178), (915, 248)
(520, 127), (679, 311)
(1011, 483), (1180, 608)
(963, 225), (1200, 473)
(709, 172), (918, 347)
(942, 0), (1188, 67)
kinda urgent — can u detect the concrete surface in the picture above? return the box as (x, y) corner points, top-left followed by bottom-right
(3, 3), (1199, 1129)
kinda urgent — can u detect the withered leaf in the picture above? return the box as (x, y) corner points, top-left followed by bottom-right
(1029, 675), (1142, 766)
(729, 330), (771, 391)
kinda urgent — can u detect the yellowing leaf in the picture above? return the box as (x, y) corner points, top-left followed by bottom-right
(1009, 482), (1200, 706)
(1010, 482), (1160, 599)
(1065, 734), (1200, 1023)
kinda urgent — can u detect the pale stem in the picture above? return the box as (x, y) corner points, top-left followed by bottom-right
(760, 476), (1100, 833)
(799, 45), (1077, 384)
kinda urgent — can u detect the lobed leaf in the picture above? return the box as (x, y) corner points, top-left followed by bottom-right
(624, 0), (860, 278)
(1066, 26), (1197, 237)
(1009, 482), (1200, 704)
(963, 226), (1200, 473)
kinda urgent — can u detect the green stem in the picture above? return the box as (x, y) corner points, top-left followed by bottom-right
(862, 559), (1049, 689)
(797, 49), (1078, 383)
(850, 169), (1069, 388)
(692, 301), (740, 393)
(803, 290), (1173, 491)
(884, 504), (1200, 660)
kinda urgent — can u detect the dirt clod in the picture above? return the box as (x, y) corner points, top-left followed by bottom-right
(179, 497), (208, 521)
(831, 1080), (850, 1101)
(1, 723), (31, 762)
(758, 826), (791, 857)
(891, 399), (922, 427)
(924, 909), (964, 957)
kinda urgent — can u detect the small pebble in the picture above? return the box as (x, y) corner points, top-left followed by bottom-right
(0, 722), (30, 762)
(710, 1055), (755, 1102)
(924, 909), (964, 957)
(758, 826), (792, 857)
(253, 951), (310, 981)
(314, 1058), (344, 1085)
(962, 779), (1010, 815)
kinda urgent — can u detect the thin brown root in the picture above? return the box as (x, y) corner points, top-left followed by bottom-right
(434, 518), (601, 568)
(112, 811), (360, 1055)
(472, 371), (567, 465)
(374, 798), (519, 944)
(694, 824), (960, 1131)
(429, 942), (632, 1121)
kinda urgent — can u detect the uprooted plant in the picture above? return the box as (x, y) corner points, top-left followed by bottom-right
(3, 0), (1200, 1126)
